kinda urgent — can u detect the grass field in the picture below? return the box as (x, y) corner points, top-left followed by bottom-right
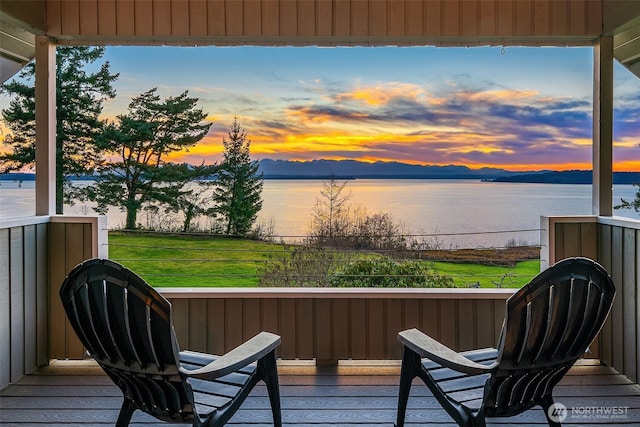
(431, 260), (540, 288)
(108, 232), (283, 287)
(108, 231), (539, 288)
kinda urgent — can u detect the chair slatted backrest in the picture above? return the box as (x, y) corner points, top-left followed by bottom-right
(60, 259), (196, 423)
(484, 257), (615, 416)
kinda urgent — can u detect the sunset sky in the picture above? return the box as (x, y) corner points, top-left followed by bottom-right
(3, 45), (640, 172)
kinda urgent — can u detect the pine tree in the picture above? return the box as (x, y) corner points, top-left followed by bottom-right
(0, 46), (118, 213)
(212, 119), (263, 235)
(86, 88), (213, 230)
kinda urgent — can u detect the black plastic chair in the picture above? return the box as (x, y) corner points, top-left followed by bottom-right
(396, 257), (616, 427)
(60, 258), (282, 427)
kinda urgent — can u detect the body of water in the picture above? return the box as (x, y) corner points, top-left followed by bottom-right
(2, 179), (639, 248)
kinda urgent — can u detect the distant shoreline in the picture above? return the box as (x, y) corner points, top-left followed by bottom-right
(3, 170), (640, 185)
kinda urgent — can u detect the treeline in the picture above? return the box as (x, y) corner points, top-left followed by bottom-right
(490, 170), (640, 184)
(1, 47), (263, 235)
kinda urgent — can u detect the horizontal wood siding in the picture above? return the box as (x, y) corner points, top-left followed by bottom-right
(0, 223), (48, 390)
(164, 294), (510, 363)
(45, 0), (603, 44)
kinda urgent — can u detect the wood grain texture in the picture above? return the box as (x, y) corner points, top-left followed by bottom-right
(171, 0), (190, 36)
(622, 227), (637, 383)
(9, 228), (25, 382)
(461, 0), (478, 37)
(207, 0), (226, 35)
(36, 224), (48, 367)
(78, 0), (98, 35)
(0, 229), (10, 389)
(115, 0), (135, 35)
(43, 0), (605, 42)
(533, 0), (550, 36)
(152, 0), (172, 36)
(23, 226), (37, 377)
(1, 362), (638, 425)
(611, 226), (624, 371)
(64, 224), (87, 359)
(279, 0), (297, 37)
(44, 221), (632, 371)
(97, 0), (116, 35)
(387, 0), (405, 37)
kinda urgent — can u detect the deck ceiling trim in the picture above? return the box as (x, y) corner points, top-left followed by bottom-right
(48, 35), (599, 48)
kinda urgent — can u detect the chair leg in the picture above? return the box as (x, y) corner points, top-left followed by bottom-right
(259, 350), (282, 427)
(541, 396), (563, 427)
(471, 413), (487, 427)
(115, 398), (137, 427)
(396, 347), (421, 427)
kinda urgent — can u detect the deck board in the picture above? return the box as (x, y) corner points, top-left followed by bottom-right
(1, 360), (639, 426)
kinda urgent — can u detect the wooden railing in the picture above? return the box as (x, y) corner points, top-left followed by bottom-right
(162, 288), (513, 364)
(0, 215), (106, 389)
(543, 215), (640, 385)
(3, 214), (638, 389)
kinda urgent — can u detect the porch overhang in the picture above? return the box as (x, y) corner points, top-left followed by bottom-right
(1, 0), (640, 393)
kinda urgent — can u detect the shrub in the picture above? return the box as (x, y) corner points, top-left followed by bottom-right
(329, 257), (454, 288)
(258, 245), (348, 287)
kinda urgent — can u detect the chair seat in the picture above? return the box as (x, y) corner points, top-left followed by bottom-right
(421, 348), (498, 412)
(179, 351), (258, 419)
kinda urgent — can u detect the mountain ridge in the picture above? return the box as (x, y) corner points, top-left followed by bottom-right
(258, 159), (542, 179)
(3, 160), (639, 184)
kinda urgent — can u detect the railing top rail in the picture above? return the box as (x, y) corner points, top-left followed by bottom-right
(0, 215), (52, 229)
(158, 287), (516, 299)
(597, 215), (640, 229)
(0, 214), (106, 230)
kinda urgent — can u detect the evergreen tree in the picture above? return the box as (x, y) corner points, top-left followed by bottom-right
(86, 88), (213, 229)
(212, 119), (263, 235)
(0, 46), (118, 213)
(615, 183), (640, 213)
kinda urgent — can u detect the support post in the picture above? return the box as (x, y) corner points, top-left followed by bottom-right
(34, 36), (56, 216)
(593, 36), (614, 216)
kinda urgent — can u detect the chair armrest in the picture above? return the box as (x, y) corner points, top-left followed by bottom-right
(398, 328), (497, 375)
(180, 332), (281, 380)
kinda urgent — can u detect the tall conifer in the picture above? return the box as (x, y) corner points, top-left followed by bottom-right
(1, 46), (118, 213)
(87, 88), (213, 230)
(212, 119), (263, 235)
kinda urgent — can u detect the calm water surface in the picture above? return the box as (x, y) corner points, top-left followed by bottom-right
(2, 179), (639, 248)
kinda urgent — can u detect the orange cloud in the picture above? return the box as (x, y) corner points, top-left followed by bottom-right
(461, 89), (539, 103)
(335, 83), (425, 105)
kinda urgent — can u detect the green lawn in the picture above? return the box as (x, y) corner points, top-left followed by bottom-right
(108, 232), (285, 287)
(108, 232), (539, 288)
(431, 260), (540, 288)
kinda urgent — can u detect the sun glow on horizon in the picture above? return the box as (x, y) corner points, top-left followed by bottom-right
(2, 46), (639, 174)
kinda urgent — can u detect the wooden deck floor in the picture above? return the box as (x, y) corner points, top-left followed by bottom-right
(1, 360), (639, 426)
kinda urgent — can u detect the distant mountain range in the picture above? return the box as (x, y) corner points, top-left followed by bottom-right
(0, 172), (35, 181)
(3, 160), (640, 184)
(257, 159), (539, 180)
(258, 159), (640, 184)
